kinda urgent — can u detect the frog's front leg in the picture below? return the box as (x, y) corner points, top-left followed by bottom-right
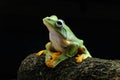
(47, 42), (79, 68)
(45, 42), (62, 68)
(54, 45), (92, 67)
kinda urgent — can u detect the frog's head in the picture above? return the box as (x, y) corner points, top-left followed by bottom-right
(43, 15), (75, 40)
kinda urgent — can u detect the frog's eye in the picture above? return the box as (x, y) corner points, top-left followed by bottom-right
(56, 19), (64, 27)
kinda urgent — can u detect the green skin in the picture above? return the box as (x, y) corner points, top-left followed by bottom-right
(43, 15), (92, 68)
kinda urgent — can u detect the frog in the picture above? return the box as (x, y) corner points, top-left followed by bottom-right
(36, 15), (92, 68)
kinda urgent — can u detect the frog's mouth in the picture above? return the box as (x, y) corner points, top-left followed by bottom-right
(43, 18), (65, 39)
(43, 18), (55, 33)
(43, 18), (65, 38)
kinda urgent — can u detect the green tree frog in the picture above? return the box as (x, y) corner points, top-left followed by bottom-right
(36, 15), (92, 68)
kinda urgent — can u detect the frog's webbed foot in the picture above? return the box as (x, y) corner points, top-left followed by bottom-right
(75, 53), (91, 63)
(45, 51), (61, 68)
(75, 54), (85, 63)
(75, 47), (92, 63)
(36, 50), (61, 68)
(36, 50), (46, 57)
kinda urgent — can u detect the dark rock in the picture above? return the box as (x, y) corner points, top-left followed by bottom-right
(17, 53), (120, 80)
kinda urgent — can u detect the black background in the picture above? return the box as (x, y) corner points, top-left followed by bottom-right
(0, 0), (120, 79)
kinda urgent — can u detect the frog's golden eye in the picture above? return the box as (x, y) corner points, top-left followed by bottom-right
(55, 19), (64, 27)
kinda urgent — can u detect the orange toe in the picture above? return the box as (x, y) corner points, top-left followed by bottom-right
(36, 50), (46, 56)
(75, 54), (83, 63)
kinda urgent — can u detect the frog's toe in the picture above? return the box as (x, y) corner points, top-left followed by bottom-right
(36, 50), (46, 56)
(76, 53), (92, 63)
(75, 54), (84, 63)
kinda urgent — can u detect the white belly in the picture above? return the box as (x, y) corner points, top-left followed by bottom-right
(49, 32), (65, 52)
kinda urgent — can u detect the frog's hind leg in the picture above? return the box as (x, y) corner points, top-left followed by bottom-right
(36, 50), (46, 57)
(75, 47), (92, 63)
(76, 53), (92, 63)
